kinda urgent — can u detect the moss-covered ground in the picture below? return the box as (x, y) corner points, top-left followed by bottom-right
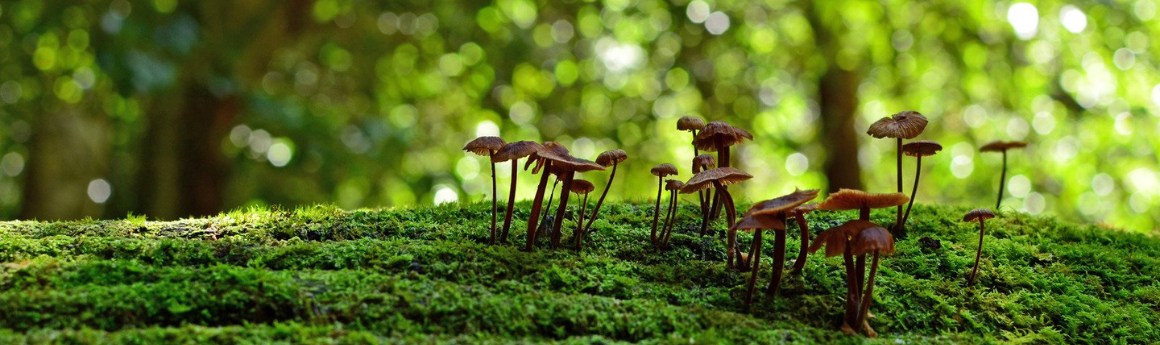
(0, 201), (1158, 344)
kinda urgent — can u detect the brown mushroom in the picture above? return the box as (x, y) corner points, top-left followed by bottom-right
(463, 136), (507, 244)
(570, 179), (596, 250)
(678, 116), (707, 157)
(980, 141), (1028, 210)
(548, 156), (605, 249)
(789, 202), (818, 274)
(747, 189), (819, 297)
(523, 142), (571, 251)
(731, 213), (786, 304)
(851, 225), (895, 338)
(659, 179), (685, 249)
(692, 154), (717, 236)
(681, 167), (753, 269)
(492, 141), (544, 243)
(808, 219), (880, 336)
(962, 208), (996, 286)
(582, 149), (629, 236)
(867, 110), (928, 229)
(693, 122), (753, 220)
(649, 163), (679, 243)
(898, 140), (943, 234)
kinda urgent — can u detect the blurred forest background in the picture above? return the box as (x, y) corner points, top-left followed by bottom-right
(0, 0), (1157, 233)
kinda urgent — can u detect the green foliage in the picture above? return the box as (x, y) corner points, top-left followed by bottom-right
(1, 202), (1158, 343)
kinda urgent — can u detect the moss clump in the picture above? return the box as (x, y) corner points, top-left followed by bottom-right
(1, 202), (1158, 344)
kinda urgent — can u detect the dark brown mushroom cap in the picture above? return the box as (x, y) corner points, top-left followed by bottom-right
(903, 140), (943, 157)
(651, 163), (678, 177)
(818, 189), (909, 211)
(851, 226), (895, 256)
(527, 142), (571, 174)
(731, 213), (787, 232)
(680, 167), (752, 194)
(962, 208), (996, 222)
(692, 121), (753, 152)
(867, 110), (928, 139)
(493, 141), (543, 162)
(808, 220), (879, 257)
(463, 136), (506, 155)
(595, 149), (628, 167)
(665, 179), (685, 191)
(746, 188), (820, 216)
(570, 179), (595, 194)
(793, 202), (819, 215)
(677, 116), (706, 131)
(693, 154), (716, 170)
(979, 141), (1029, 152)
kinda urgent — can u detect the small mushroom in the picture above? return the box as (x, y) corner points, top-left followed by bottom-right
(818, 189), (908, 325)
(548, 156), (604, 249)
(692, 154), (717, 236)
(731, 213), (785, 305)
(851, 225), (895, 338)
(492, 141), (544, 243)
(980, 141), (1028, 210)
(681, 167), (753, 269)
(898, 140), (943, 234)
(678, 116), (707, 157)
(523, 142), (571, 251)
(745, 188), (818, 299)
(962, 208), (995, 286)
(693, 122), (753, 220)
(867, 110), (928, 229)
(659, 179), (685, 249)
(789, 202), (818, 275)
(808, 219), (881, 336)
(582, 149), (629, 236)
(649, 164), (679, 244)
(570, 179), (596, 250)
(463, 136), (507, 244)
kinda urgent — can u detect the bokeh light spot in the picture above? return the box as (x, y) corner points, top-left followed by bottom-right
(1007, 3), (1040, 40)
(1008, 174), (1031, 198)
(786, 153), (809, 177)
(88, 179), (112, 204)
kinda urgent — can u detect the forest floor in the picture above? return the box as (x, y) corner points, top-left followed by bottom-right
(0, 201), (1158, 344)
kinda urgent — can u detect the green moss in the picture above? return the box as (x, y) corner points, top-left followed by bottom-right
(1, 202), (1158, 344)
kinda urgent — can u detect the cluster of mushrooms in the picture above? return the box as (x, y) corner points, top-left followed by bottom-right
(461, 110), (1023, 338)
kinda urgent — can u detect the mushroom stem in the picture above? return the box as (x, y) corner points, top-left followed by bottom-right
(859, 207), (870, 221)
(899, 155), (922, 236)
(745, 228), (764, 305)
(582, 163), (618, 235)
(842, 237), (860, 332)
(855, 251), (882, 336)
(790, 213), (810, 274)
(525, 161), (553, 251)
(550, 171), (575, 249)
(765, 227), (787, 297)
(698, 200), (711, 237)
(709, 146), (731, 220)
(660, 188), (678, 249)
(650, 177), (664, 243)
(574, 193), (590, 250)
(895, 138), (903, 231)
(969, 219), (986, 286)
(500, 159), (520, 243)
(715, 182), (739, 268)
(996, 150), (1007, 210)
(855, 253), (866, 298)
(489, 154), (498, 245)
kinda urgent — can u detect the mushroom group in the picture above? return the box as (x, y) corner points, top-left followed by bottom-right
(867, 110), (928, 231)
(693, 122), (752, 220)
(492, 141), (543, 243)
(681, 167), (752, 269)
(658, 179), (684, 249)
(736, 188), (818, 303)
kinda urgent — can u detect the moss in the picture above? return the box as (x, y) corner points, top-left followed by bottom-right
(0, 202), (1158, 344)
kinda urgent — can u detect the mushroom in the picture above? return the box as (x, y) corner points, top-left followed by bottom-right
(789, 202), (818, 275)
(570, 179), (596, 250)
(980, 141), (1028, 210)
(680, 167), (753, 269)
(817, 189), (908, 322)
(898, 140), (943, 234)
(678, 116), (707, 157)
(523, 142), (571, 251)
(547, 156), (604, 249)
(582, 149), (629, 235)
(867, 110), (928, 229)
(962, 208), (995, 286)
(692, 154), (717, 236)
(731, 213), (785, 305)
(463, 136), (507, 244)
(808, 219), (880, 336)
(492, 141), (544, 243)
(745, 189), (819, 299)
(693, 122), (753, 220)
(659, 179), (685, 249)
(649, 163), (679, 244)
(851, 225), (895, 338)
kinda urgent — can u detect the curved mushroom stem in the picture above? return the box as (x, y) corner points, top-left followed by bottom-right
(790, 213), (810, 274)
(895, 137), (903, 232)
(996, 150), (1007, 210)
(715, 182), (739, 268)
(550, 171), (575, 249)
(489, 153), (498, 245)
(500, 159), (520, 243)
(709, 146), (731, 220)
(745, 228), (764, 305)
(660, 189), (678, 249)
(899, 155), (923, 236)
(574, 193), (590, 250)
(525, 161), (553, 251)
(650, 177), (664, 244)
(969, 219), (986, 286)
(855, 251), (881, 337)
(842, 237), (860, 333)
(856, 205), (869, 293)
(582, 163), (618, 235)
(765, 227), (787, 297)
(698, 197), (711, 237)
(691, 130), (708, 225)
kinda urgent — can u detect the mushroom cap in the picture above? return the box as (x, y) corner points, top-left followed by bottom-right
(680, 167), (752, 194)
(902, 140), (943, 157)
(665, 179), (685, 191)
(731, 213), (787, 232)
(746, 188), (820, 217)
(818, 189), (909, 211)
(693, 154), (716, 170)
(962, 208), (996, 222)
(571, 179), (595, 194)
(651, 163), (678, 177)
(794, 202), (819, 215)
(808, 220), (879, 257)
(554, 156), (606, 173)
(527, 142), (571, 174)
(692, 121), (753, 152)
(677, 116), (707, 131)
(851, 226), (895, 256)
(463, 136), (506, 155)
(979, 141), (1029, 152)
(493, 141), (543, 162)
(867, 110), (928, 139)
(595, 149), (629, 166)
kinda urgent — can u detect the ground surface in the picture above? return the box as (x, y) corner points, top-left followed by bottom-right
(0, 201), (1157, 344)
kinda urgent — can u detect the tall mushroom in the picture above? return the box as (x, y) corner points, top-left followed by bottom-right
(898, 140), (942, 234)
(980, 141), (1028, 210)
(692, 154), (717, 236)
(962, 208), (995, 286)
(680, 167), (753, 269)
(851, 225), (895, 338)
(745, 189), (819, 298)
(693, 122), (752, 220)
(659, 179), (684, 249)
(582, 149), (628, 235)
(463, 136), (507, 244)
(817, 189), (908, 319)
(548, 156), (604, 249)
(808, 219), (880, 336)
(789, 202), (818, 274)
(649, 163), (679, 243)
(523, 142), (571, 251)
(867, 110), (928, 230)
(570, 179), (596, 250)
(731, 213), (785, 305)
(492, 141), (544, 243)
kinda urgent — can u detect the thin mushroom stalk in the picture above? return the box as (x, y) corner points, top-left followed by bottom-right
(791, 213), (810, 274)
(746, 228), (764, 304)
(996, 150), (1007, 210)
(714, 181), (740, 268)
(895, 137), (902, 230)
(855, 251), (882, 336)
(489, 152), (498, 244)
(537, 177), (560, 243)
(765, 215), (788, 297)
(651, 177), (664, 243)
(709, 147), (730, 220)
(660, 188), (678, 249)
(500, 159), (519, 243)
(842, 238), (860, 334)
(970, 219), (986, 285)
(574, 193), (590, 250)
(524, 161), (553, 251)
(900, 156), (922, 233)
(582, 163), (617, 234)
(549, 172), (575, 249)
